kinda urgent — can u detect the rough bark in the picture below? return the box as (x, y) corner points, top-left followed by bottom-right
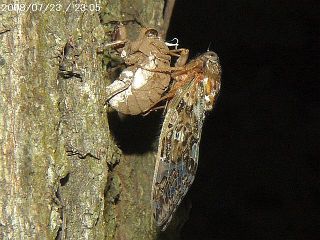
(0, 0), (166, 239)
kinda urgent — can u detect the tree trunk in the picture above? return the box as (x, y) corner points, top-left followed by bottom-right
(0, 0), (168, 239)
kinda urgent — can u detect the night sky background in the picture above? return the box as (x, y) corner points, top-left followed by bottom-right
(167, 1), (319, 239)
(109, 1), (318, 239)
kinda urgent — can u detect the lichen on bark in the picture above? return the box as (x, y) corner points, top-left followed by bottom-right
(0, 0), (169, 239)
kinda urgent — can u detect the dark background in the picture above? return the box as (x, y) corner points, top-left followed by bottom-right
(166, 0), (319, 240)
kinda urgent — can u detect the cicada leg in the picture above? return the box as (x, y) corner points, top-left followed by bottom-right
(97, 24), (128, 53)
(171, 48), (189, 67)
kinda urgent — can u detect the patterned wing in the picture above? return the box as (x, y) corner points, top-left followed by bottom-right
(151, 51), (221, 230)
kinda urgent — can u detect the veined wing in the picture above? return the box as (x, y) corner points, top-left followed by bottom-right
(151, 51), (221, 230)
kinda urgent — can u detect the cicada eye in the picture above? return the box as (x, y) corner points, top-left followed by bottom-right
(206, 51), (218, 61)
(145, 29), (158, 38)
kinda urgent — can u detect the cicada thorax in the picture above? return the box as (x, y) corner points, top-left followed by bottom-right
(106, 27), (174, 115)
(166, 51), (222, 111)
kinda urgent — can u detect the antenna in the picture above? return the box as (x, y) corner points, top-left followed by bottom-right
(207, 42), (212, 51)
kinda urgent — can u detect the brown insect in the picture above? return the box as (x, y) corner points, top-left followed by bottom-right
(105, 25), (188, 115)
(151, 51), (222, 230)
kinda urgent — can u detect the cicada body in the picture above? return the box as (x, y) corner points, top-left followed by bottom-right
(151, 51), (222, 230)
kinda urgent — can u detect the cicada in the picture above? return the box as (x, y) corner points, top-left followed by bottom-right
(151, 51), (222, 230)
(105, 26), (188, 115)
